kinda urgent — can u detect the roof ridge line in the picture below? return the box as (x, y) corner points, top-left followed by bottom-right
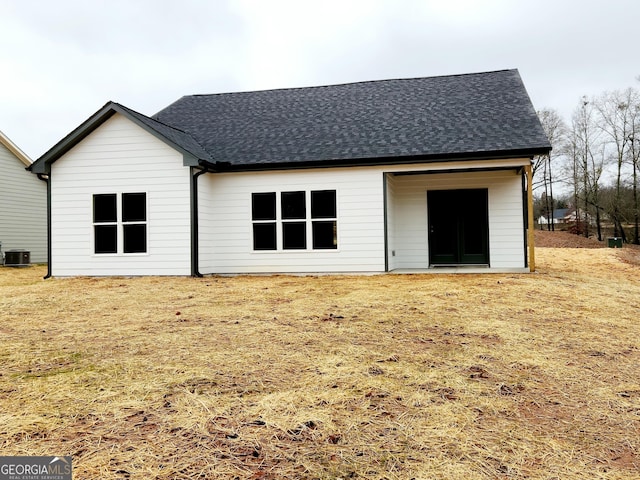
(179, 69), (519, 99)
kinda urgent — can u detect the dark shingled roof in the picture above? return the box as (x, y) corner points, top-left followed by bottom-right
(116, 104), (214, 163)
(153, 69), (550, 169)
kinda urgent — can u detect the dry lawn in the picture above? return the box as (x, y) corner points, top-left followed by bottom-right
(1, 234), (640, 479)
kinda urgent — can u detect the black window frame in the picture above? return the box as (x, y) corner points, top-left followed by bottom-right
(93, 194), (118, 254)
(311, 190), (338, 249)
(281, 191), (306, 250)
(122, 193), (147, 254)
(252, 193), (277, 250)
(251, 190), (338, 251)
(93, 192), (148, 255)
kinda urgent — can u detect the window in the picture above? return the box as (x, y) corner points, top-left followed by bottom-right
(311, 190), (337, 249)
(93, 193), (147, 254)
(281, 191), (306, 250)
(93, 194), (117, 254)
(251, 190), (337, 251)
(122, 193), (147, 253)
(252, 193), (276, 250)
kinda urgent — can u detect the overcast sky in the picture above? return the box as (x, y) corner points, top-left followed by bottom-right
(1, 0), (638, 160)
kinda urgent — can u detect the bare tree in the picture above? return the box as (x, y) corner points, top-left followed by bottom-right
(548, 80), (640, 242)
(590, 144), (606, 241)
(629, 101), (640, 244)
(564, 125), (581, 231)
(535, 109), (566, 231)
(594, 88), (640, 240)
(569, 98), (605, 239)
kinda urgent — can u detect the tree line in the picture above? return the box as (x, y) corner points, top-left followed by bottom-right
(534, 81), (640, 244)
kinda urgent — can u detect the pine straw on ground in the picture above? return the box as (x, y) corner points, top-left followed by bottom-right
(1, 241), (639, 479)
(535, 229), (607, 248)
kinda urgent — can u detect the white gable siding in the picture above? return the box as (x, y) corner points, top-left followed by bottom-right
(198, 167), (387, 274)
(0, 143), (47, 263)
(389, 170), (525, 269)
(50, 114), (191, 276)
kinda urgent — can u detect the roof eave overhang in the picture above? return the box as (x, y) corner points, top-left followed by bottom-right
(211, 147), (552, 173)
(29, 104), (116, 174)
(29, 102), (208, 174)
(0, 130), (33, 167)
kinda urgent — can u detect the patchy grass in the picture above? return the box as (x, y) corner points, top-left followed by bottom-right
(1, 247), (639, 479)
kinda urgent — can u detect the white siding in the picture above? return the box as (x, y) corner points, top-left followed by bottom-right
(389, 170), (526, 269)
(50, 114), (192, 276)
(198, 162), (528, 274)
(198, 168), (387, 274)
(197, 168), (216, 272)
(385, 173), (398, 271)
(48, 125), (529, 276)
(0, 143), (47, 263)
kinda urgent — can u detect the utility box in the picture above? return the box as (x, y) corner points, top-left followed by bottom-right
(4, 250), (31, 267)
(607, 237), (623, 248)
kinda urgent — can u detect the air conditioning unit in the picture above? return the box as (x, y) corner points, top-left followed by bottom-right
(5, 250), (31, 267)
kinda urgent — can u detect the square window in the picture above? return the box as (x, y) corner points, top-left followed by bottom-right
(283, 222), (306, 249)
(123, 224), (147, 253)
(281, 191), (306, 219)
(122, 193), (146, 222)
(252, 193), (276, 220)
(253, 223), (277, 250)
(313, 221), (337, 249)
(94, 225), (117, 254)
(94, 194), (117, 223)
(311, 190), (336, 218)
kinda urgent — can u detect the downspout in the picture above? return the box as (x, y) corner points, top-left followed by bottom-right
(36, 173), (52, 279)
(190, 165), (211, 277)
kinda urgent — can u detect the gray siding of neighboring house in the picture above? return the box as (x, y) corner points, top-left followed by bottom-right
(0, 142), (47, 263)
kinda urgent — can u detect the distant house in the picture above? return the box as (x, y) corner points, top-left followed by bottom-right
(538, 208), (594, 227)
(0, 130), (47, 263)
(538, 208), (570, 225)
(29, 69), (551, 277)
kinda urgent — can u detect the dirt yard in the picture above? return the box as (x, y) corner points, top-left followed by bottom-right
(1, 233), (639, 479)
(535, 229), (607, 248)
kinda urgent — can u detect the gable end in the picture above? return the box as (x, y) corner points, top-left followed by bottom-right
(29, 102), (213, 174)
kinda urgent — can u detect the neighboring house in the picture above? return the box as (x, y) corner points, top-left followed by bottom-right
(538, 208), (570, 225)
(29, 69), (551, 277)
(564, 209), (594, 225)
(539, 208), (594, 226)
(0, 130), (47, 264)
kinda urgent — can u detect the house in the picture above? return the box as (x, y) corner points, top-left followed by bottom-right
(29, 69), (551, 277)
(538, 208), (570, 225)
(564, 209), (594, 225)
(539, 208), (594, 227)
(0, 129), (47, 264)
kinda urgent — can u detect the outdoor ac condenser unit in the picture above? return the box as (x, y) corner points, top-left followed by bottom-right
(4, 250), (30, 267)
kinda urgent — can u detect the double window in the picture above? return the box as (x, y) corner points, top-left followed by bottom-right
(252, 190), (337, 251)
(93, 193), (147, 254)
